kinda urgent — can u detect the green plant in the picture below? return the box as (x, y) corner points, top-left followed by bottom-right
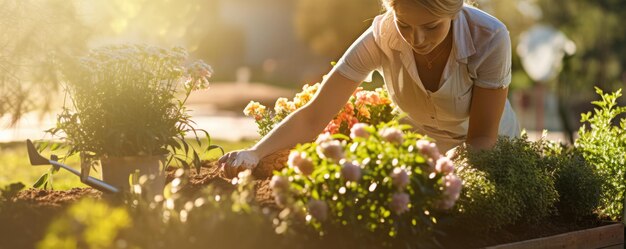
(271, 121), (461, 248)
(575, 87), (626, 220)
(453, 134), (558, 231)
(36, 44), (223, 188)
(542, 142), (602, 220)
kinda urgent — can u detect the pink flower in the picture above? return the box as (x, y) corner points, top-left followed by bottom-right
(389, 192), (410, 215)
(415, 139), (441, 160)
(341, 161), (362, 182)
(443, 174), (462, 204)
(308, 200), (328, 221)
(379, 127), (404, 144)
(270, 175), (290, 193)
(350, 123), (370, 139)
(287, 150), (303, 168)
(288, 151), (315, 175)
(390, 168), (409, 189)
(316, 140), (344, 162)
(315, 132), (333, 144)
(435, 157), (455, 175)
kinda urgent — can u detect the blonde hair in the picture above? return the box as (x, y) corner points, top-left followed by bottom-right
(382, 0), (464, 18)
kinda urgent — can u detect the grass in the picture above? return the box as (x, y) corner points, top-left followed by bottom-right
(0, 139), (256, 190)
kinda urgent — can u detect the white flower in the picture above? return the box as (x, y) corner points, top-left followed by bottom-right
(390, 168), (409, 189)
(389, 192), (410, 215)
(435, 157), (455, 175)
(379, 127), (404, 144)
(288, 151), (315, 175)
(350, 123), (370, 139)
(416, 139), (441, 160)
(316, 140), (344, 162)
(341, 161), (362, 182)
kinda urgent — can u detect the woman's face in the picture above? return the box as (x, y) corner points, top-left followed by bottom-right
(392, 1), (454, 55)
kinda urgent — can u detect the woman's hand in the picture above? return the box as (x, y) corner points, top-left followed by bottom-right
(218, 149), (261, 178)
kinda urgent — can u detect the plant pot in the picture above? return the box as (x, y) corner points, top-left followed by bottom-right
(100, 154), (168, 197)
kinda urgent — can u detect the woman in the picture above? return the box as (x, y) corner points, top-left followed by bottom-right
(219, 0), (519, 177)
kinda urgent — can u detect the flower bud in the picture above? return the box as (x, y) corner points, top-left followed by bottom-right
(270, 175), (290, 193)
(341, 161), (362, 182)
(443, 174), (462, 202)
(379, 128), (404, 144)
(307, 200), (328, 221)
(288, 151), (315, 175)
(316, 140), (345, 162)
(435, 157), (455, 175)
(390, 168), (410, 189)
(350, 123), (370, 139)
(389, 192), (410, 215)
(416, 139), (441, 160)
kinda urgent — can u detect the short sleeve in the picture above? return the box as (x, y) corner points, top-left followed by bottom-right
(334, 27), (383, 83)
(473, 29), (512, 89)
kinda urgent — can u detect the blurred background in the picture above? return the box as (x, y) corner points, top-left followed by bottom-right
(1, 0), (626, 144)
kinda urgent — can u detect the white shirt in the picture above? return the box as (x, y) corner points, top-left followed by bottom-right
(334, 4), (520, 152)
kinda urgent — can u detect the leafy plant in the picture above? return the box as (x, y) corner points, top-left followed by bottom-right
(575, 87), (626, 220)
(244, 83), (397, 137)
(271, 121), (461, 248)
(453, 134), (558, 231)
(36, 45), (223, 189)
(542, 143), (602, 220)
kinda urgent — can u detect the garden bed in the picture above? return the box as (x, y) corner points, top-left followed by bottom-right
(2, 158), (623, 249)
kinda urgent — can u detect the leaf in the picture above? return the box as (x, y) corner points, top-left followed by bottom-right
(33, 172), (49, 189)
(207, 145), (225, 156)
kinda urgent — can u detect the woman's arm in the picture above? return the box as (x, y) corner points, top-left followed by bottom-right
(250, 71), (360, 157)
(219, 69), (361, 177)
(466, 86), (508, 150)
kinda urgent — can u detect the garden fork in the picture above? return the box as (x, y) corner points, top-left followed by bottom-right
(26, 139), (119, 194)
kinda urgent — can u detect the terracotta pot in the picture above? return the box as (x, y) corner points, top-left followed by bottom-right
(100, 154), (167, 197)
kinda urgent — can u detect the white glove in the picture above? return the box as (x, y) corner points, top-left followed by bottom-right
(218, 149), (261, 178)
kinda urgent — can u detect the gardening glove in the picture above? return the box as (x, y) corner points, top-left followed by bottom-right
(218, 149), (260, 178)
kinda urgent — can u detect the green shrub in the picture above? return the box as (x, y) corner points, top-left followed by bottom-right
(453, 134), (558, 231)
(542, 143), (602, 219)
(272, 121), (462, 248)
(575, 87), (626, 220)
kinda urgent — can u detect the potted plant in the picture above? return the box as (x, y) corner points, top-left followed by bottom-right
(39, 44), (220, 196)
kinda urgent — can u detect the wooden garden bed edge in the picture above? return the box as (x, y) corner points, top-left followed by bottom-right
(484, 223), (624, 249)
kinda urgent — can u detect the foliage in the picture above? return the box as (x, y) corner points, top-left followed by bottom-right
(294, 0), (381, 57)
(271, 121), (461, 248)
(575, 87), (626, 220)
(244, 83), (397, 137)
(537, 0), (626, 91)
(36, 44), (222, 188)
(37, 170), (289, 249)
(37, 198), (131, 249)
(0, 0), (90, 125)
(542, 142), (602, 219)
(453, 134), (558, 231)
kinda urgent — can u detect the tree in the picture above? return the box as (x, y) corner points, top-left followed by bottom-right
(0, 0), (90, 126)
(293, 0), (381, 58)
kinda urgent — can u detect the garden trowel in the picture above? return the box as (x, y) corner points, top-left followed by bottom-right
(26, 139), (119, 194)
